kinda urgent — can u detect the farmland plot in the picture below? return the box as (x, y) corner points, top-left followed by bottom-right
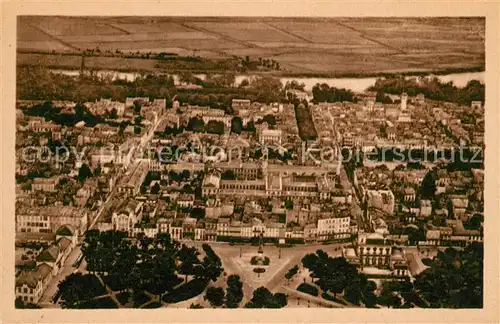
(269, 21), (373, 45)
(35, 16), (127, 36)
(17, 41), (75, 52)
(17, 24), (54, 41)
(110, 22), (194, 34)
(188, 21), (301, 42)
(59, 31), (218, 44)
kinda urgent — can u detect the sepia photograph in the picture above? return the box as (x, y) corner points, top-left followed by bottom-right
(1, 1), (499, 323)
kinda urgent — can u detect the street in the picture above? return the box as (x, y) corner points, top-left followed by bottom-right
(38, 245), (82, 307)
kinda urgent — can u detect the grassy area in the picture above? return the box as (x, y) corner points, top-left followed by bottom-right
(144, 275), (183, 296)
(77, 296), (118, 309)
(102, 274), (128, 292)
(162, 278), (208, 304)
(82, 274), (107, 298)
(133, 291), (152, 308)
(115, 291), (131, 306)
(421, 258), (434, 267)
(297, 283), (319, 297)
(142, 301), (163, 308)
(294, 104), (317, 140)
(321, 292), (348, 305)
(17, 16), (484, 77)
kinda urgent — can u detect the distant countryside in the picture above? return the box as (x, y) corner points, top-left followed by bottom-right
(17, 16), (484, 77)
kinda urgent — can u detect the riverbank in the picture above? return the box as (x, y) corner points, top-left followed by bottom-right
(17, 51), (484, 85)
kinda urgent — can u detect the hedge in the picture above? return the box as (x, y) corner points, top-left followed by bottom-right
(116, 291), (131, 306)
(297, 283), (319, 297)
(162, 278), (208, 303)
(77, 296), (118, 309)
(133, 291), (152, 308)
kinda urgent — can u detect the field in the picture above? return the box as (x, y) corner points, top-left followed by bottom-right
(17, 16), (485, 76)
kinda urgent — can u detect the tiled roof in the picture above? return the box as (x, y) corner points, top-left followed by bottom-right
(36, 245), (60, 262)
(16, 263), (53, 288)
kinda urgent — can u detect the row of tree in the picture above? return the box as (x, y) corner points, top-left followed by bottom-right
(203, 274), (244, 308)
(60, 230), (224, 308)
(301, 250), (377, 306)
(311, 83), (357, 103)
(368, 77), (484, 106)
(186, 117), (225, 135)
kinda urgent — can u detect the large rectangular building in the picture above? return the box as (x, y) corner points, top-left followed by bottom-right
(16, 206), (88, 235)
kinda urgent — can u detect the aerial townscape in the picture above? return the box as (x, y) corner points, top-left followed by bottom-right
(15, 16), (484, 310)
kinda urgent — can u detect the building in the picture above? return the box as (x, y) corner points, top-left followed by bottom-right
(111, 199), (144, 234)
(357, 232), (392, 267)
(316, 215), (351, 240)
(217, 217), (231, 237)
(286, 89), (308, 101)
(15, 263), (52, 304)
(87, 98), (125, 117)
(125, 97), (150, 109)
(420, 199), (432, 217)
(203, 162), (345, 200)
(258, 129), (283, 145)
(351, 232), (409, 279)
(366, 189), (395, 215)
(177, 194), (195, 208)
(16, 206), (88, 235)
(400, 92), (408, 111)
(471, 101), (482, 109)
(31, 176), (59, 192)
(232, 99), (251, 112)
(169, 219), (184, 240)
(415, 93), (425, 105)
(16, 231), (76, 304)
(117, 160), (149, 196)
(264, 222), (285, 239)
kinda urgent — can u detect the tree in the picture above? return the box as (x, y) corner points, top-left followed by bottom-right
(376, 91), (393, 104)
(133, 100), (142, 115)
(151, 182), (160, 194)
(221, 170), (236, 180)
(250, 76), (284, 103)
(204, 287), (225, 307)
(239, 78), (250, 88)
(178, 244), (200, 281)
(245, 120), (256, 133)
(15, 298), (41, 309)
(205, 120), (225, 135)
(245, 287), (287, 308)
(328, 277), (345, 298)
(225, 275), (243, 308)
(285, 265), (299, 284)
(378, 282), (403, 308)
(231, 117), (243, 134)
(181, 169), (191, 181)
(93, 167), (101, 177)
(415, 243), (483, 308)
(262, 114), (276, 126)
(312, 83), (355, 103)
(187, 117), (205, 133)
(75, 103), (85, 120)
(285, 199), (294, 210)
(468, 214), (483, 230)
(77, 163), (92, 183)
(135, 116), (144, 125)
(190, 207), (205, 220)
(108, 108), (118, 119)
(420, 170), (437, 200)
(284, 80), (306, 91)
(57, 273), (101, 308)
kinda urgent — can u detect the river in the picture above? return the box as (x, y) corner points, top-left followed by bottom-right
(50, 69), (484, 93)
